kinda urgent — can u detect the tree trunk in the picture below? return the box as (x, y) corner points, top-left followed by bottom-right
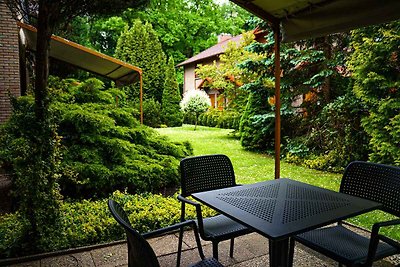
(35, 2), (53, 122)
(24, 1), (60, 248)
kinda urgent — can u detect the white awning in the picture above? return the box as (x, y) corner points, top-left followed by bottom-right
(229, 0), (400, 42)
(18, 22), (142, 86)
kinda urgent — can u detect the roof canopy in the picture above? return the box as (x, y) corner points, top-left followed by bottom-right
(230, 0), (400, 42)
(18, 22), (142, 86)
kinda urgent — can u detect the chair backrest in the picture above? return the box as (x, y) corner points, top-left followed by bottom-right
(180, 154), (236, 197)
(340, 161), (400, 217)
(108, 199), (160, 267)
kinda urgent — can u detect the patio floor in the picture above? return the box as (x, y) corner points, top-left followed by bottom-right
(7, 225), (400, 267)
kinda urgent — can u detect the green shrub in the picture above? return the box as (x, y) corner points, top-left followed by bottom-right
(1, 78), (192, 200)
(0, 213), (29, 258)
(141, 98), (162, 128)
(0, 191), (217, 258)
(349, 21), (400, 165)
(189, 109), (241, 130)
(284, 92), (369, 172)
(161, 57), (183, 127)
(239, 87), (275, 151)
(180, 90), (211, 130)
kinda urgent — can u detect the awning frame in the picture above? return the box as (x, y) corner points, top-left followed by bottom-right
(18, 21), (144, 124)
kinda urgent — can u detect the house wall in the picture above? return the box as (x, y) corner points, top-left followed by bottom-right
(183, 63), (196, 94)
(182, 57), (219, 94)
(0, 0), (20, 124)
(0, 0), (19, 213)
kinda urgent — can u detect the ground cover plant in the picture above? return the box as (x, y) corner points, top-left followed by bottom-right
(0, 191), (217, 258)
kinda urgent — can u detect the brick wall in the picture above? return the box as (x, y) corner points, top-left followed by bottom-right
(0, 0), (20, 124)
(0, 0), (19, 213)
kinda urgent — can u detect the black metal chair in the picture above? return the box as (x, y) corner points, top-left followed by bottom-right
(177, 154), (252, 262)
(289, 161), (400, 267)
(108, 199), (223, 267)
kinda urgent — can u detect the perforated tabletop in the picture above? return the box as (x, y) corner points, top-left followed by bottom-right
(192, 178), (381, 240)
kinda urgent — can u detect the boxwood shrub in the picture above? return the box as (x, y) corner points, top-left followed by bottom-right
(0, 191), (217, 258)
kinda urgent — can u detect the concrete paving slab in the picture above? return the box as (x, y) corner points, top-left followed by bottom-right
(40, 252), (95, 267)
(148, 233), (189, 256)
(90, 243), (127, 267)
(5, 225), (400, 267)
(173, 229), (212, 249)
(158, 247), (204, 267)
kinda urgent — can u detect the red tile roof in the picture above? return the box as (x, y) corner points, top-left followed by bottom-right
(176, 34), (244, 67)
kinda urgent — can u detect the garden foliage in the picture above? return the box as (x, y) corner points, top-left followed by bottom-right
(0, 97), (62, 253)
(237, 33), (281, 151)
(1, 77), (192, 200)
(180, 90), (211, 130)
(349, 21), (400, 165)
(161, 57), (183, 127)
(115, 19), (167, 103)
(0, 191), (217, 258)
(199, 109), (242, 130)
(195, 31), (263, 112)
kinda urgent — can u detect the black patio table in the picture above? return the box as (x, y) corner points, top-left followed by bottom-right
(192, 178), (381, 267)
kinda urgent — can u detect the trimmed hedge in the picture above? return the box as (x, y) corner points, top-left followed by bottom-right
(0, 191), (217, 258)
(184, 109), (241, 130)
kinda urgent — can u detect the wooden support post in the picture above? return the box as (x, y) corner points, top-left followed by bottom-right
(140, 72), (143, 124)
(273, 24), (281, 179)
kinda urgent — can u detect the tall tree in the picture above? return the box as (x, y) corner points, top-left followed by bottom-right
(4, 0), (149, 252)
(349, 21), (400, 165)
(195, 31), (262, 111)
(123, 0), (252, 63)
(161, 57), (183, 126)
(115, 19), (167, 103)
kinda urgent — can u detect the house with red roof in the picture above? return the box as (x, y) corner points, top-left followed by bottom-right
(177, 30), (265, 109)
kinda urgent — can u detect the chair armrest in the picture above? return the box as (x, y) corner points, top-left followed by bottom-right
(178, 194), (201, 208)
(372, 218), (400, 248)
(366, 218), (400, 265)
(142, 220), (196, 239)
(373, 218), (400, 230)
(370, 218), (400, 240)
(178, 194), (206, 236)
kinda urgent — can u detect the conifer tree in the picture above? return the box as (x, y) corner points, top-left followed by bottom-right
(115, 20), (167, 103)
(161, 57), (183, 126)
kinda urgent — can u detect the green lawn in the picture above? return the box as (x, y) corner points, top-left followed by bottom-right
(157, 125), (399, 241)
(157, 125), (341, 190)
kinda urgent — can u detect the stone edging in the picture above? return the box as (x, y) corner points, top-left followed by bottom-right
(0, 239), (126, 266)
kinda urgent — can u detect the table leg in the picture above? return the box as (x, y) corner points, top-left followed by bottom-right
(269, 238), (292, 267)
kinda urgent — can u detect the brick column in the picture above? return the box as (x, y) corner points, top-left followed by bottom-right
(0, 0), (19, 213)
(0, 0), (20, 124)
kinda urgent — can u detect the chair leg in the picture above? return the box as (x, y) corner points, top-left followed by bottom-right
(192, 224), (205, 260)
(229, 238), (234, 258)
(288, 237), (295, 267)
(177, 226), (184, 267)
(212, 241), (219, 260)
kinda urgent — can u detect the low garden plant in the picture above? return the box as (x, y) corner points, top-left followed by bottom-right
(0, 191), (217, 258)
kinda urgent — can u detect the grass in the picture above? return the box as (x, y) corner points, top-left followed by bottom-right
(157, 125), (400, 241)
(157, 125), (341, 190)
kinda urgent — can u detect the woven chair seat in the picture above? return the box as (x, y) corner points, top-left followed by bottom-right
(296, 225), (398, 265)
(200, 214), (251, 239)
(291, 161), (400, 267)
